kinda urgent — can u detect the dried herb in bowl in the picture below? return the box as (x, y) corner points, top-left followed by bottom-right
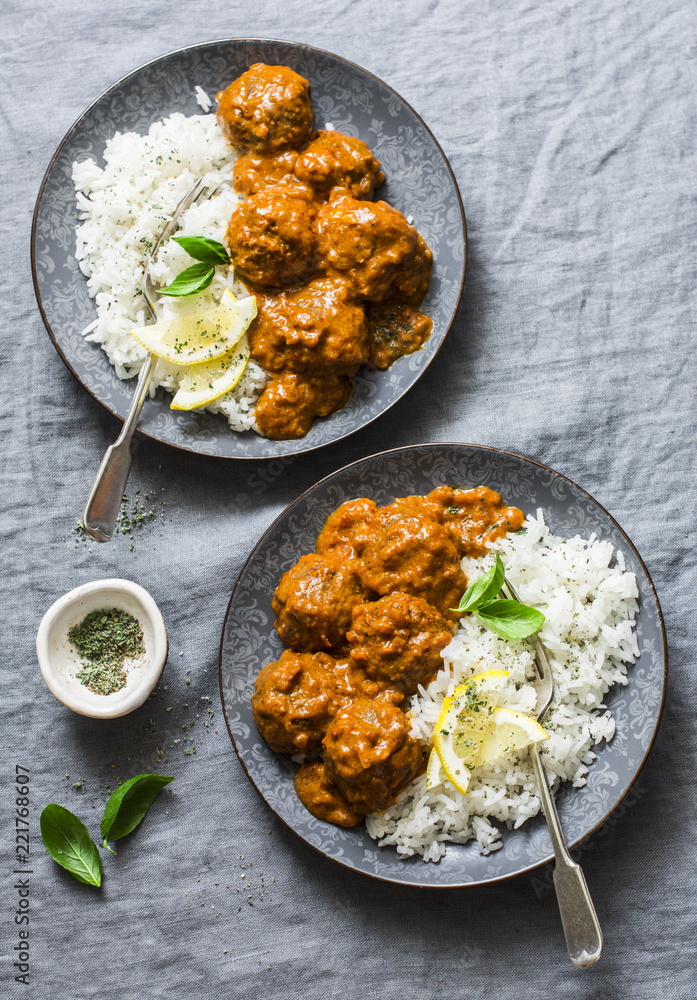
(68, 609), (145, 696)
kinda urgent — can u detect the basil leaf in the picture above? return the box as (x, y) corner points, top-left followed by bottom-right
(476, 600), (546, 640)
(40, 804), (102, 887)
(101, 773), (174, 848)
(159, 262), (215, 297)
(172, 236), (230, 266)
(451, 554), (506, 614)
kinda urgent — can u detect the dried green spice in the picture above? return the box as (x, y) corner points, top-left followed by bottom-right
(72, 487), (166, 549)
(69, 609), (145, 696)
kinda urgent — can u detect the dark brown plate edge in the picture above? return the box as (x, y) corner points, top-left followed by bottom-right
(30, 37), (467, 462)
(218, 441), (668, 889)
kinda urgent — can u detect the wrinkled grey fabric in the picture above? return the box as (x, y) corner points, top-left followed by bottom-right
(1, 1), (695, 997)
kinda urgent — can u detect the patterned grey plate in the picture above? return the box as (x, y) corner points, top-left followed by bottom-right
(219, 443), (666, 888)
(31, 39), (466, 459)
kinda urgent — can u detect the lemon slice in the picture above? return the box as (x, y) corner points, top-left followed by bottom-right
(170, 334), (251, 410)
(477, 707), (549, 764)
(425, 748), (444, 790)
(432, 670), (509, 794)
(131, 289), (257, 365)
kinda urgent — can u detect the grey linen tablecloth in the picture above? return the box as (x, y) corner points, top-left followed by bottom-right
(2, 0), (696, 996)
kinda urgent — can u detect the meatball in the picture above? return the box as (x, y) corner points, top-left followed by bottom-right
(294, 761), (365, 827)
(426, 485), (526, 558)
(294, 130), (385, 200)
(233, 148), (300, 195)
(323, 697), (423, 812)
(346, 593), (452, 697)
(272, 553), (368, 651)
(367, 302), (433, 370)
(386, 233), (433, 306)
(377, 493), (444, 524)
(254, 372), (352, 440)
(225, 183), (318, 287)
(216, 63), (314, 152)
(249, 277), (369, 375)
(360, 514), (466, 620)
(315, 498), (381, 560)
(316, 190), (419, 300)
(251, 650), (359, 753)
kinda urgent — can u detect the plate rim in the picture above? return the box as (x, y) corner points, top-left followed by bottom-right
(218, 441), (667, 889)
(30, 36), (467, 461)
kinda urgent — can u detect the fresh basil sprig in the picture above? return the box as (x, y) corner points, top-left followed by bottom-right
(40, 804), (103, 887)
(40, 773), (174, 885)
(160, 262), (216, 297)
(476, 599), (546, 640)
(172, 236), (230, 265)
(454, 552), (505, 612)
(159, 236), (231, 297)
(101, 773), (174, 852)
(451, 554), (545, 641)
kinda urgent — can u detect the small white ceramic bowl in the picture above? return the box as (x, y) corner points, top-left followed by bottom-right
(36, 579), (168, 719)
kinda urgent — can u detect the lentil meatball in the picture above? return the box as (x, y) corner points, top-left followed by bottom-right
(251, 650), (358, 753)
(315, 498), (381, 560)
(225, 183), (318, 287)
(294, 130), (385, 200)
(360, 514), (466, 620)
(323, 697), (423, 812)
(216, 63), (314, 152)
(272, 553), (368, 652)
(294, 761), (365, 827)
(233, 148), (301, 195)
(254, 372), (352, 440)
(346, 593), (452, 697)
(378, 493), (445, 524)
(426, 485), (526, 558)
(249, 277), (369, 376)
(316, 190), (419, 300)
(385, 233), (433, 306)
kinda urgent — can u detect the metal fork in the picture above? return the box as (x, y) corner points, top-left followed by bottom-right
(503, 576), (603, 969)
(82, 178), (216, 542)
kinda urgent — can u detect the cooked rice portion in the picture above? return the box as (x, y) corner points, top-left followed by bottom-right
(365, 510), (640, 861)
(72, 110), (269, 434)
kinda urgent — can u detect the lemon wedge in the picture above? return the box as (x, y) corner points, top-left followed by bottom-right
(131, 289), (257, 365)
(477, 707), (549, 764)
(170, 333), (251, 411)
(432, 670), (509, 794)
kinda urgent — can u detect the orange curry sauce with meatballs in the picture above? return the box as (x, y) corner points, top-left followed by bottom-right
(251, 486), (525, 827)
(216, 63), (434, 439)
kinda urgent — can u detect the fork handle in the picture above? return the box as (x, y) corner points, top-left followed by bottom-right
(531, 745), (603, 968)
(82, 355), (154, 541)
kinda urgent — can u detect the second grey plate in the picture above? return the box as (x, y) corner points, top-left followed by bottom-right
(219, 443), (666, 888)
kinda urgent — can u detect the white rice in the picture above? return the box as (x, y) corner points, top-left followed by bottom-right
(365, 510), (640, 861)
(194, 85), (212, 112)
(72, 110), (269, 433)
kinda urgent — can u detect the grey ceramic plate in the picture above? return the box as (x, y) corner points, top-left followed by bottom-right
(31, 39), (466, 459)
(219, 443), (666, 888)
